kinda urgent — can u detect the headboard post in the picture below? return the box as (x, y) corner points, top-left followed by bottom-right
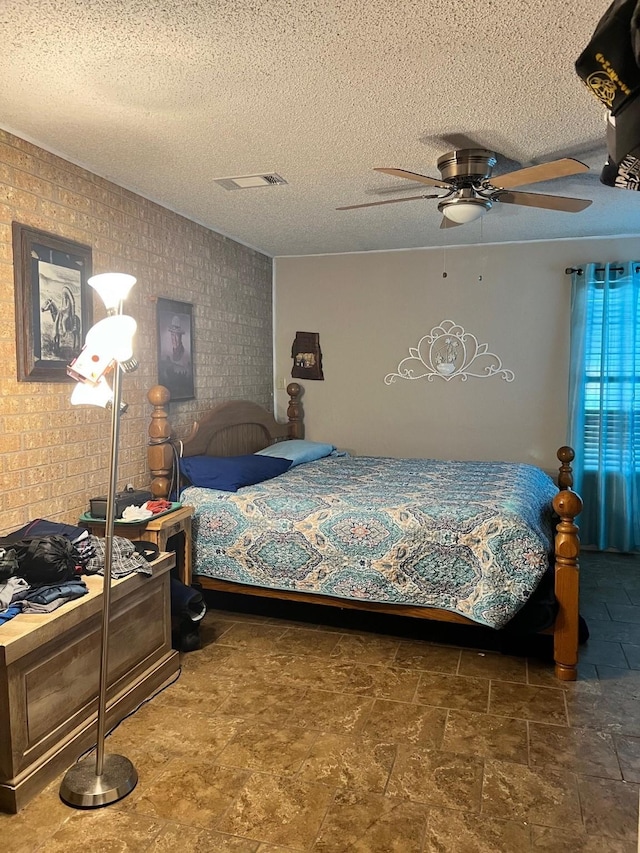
(286, 382), (303, 439)
(147, 384), (173, 498)
(556, 446), (575, 491)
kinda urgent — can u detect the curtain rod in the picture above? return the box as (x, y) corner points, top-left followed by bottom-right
(564, 265), (639, 275)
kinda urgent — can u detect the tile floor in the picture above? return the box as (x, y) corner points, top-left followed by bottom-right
(4, 550), (640, 852)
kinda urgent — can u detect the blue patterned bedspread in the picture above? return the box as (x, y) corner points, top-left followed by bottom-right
(182, 456), (558, 629)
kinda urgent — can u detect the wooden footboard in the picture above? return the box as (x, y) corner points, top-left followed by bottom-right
(551, 447), (583, 681)
(146, 385), (582, 680)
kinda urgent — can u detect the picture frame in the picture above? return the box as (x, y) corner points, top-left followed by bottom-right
(156, 297), (195, 401)
(291, 331), (324, 380)
(12, 223), (93, 382)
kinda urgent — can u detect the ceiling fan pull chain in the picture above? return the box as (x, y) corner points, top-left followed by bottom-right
(478, 218), (486, 282)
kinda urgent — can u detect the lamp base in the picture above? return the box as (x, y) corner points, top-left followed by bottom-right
(59, 753), (138, 808)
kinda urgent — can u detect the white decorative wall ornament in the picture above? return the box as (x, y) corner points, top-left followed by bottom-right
(384, 320), (515, 384)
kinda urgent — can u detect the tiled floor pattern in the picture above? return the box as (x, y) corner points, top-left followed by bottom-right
(4, 551), (640, 852)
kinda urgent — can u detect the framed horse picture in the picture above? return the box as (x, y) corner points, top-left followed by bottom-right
(12, 224), (93, 382)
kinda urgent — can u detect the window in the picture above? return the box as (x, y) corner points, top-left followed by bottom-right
(583, 274), (640, 471)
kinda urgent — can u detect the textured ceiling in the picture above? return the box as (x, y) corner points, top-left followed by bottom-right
(0, 0), (634, 257)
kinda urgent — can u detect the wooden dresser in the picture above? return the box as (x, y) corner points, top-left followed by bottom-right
(0, 552), (179, 813)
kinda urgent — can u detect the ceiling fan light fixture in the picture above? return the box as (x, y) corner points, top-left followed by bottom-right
(439, 197), (492, 224)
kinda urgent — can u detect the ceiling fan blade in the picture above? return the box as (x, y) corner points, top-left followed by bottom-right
(496, 190), (592, 212)
(492, 158), (589, 189)
(374, 167), (451, 189)
(337, 193), (441, 211)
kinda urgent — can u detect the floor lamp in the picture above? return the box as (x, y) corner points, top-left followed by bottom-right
(59, 272), (139, 808)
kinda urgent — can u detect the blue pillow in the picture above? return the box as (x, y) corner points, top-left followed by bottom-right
(256, 439), (335, 467)
(180, 454), (291, 491)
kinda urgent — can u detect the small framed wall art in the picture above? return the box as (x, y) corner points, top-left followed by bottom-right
(291, 331), (324, 380)
(156, 297), (195, 401)
(12, 223), (93, 382)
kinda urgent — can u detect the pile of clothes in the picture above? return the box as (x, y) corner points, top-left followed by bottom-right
(0, 516), (207, 652)
(0, 519), (154, 626)
(120, 498), (174, 522)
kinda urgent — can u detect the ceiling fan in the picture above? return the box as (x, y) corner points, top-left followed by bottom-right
(337, 149), (593, 227)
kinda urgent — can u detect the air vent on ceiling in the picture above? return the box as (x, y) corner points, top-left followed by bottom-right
(214, 173), (288, 190)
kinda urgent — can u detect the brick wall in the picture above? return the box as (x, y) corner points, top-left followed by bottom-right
(0, 130), (273, 536)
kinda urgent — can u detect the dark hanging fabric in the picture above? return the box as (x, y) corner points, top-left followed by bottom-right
(575, 0), (640, 187)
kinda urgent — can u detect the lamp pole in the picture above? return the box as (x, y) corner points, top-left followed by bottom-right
(94, 307), (124, 778)
(60, 278), (138, 808)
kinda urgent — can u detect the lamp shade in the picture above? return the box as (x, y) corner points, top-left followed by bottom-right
(68, 316), (137, 385)
(71, 377), (114, 408)
(89, 273), (137, 311)
(86, 315), (137, 362)
(440, 199), (491, 224)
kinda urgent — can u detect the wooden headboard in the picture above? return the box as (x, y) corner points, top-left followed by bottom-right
(147, 383), (303, 499)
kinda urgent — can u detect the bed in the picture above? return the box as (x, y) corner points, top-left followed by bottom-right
(147, 382), (582, 680)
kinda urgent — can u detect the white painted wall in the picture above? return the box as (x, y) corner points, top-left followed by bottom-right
(274, 235), (640, 474)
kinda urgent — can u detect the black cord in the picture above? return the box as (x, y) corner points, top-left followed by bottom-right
(72, 665), (183, 764)
(171, 440), (182, 501)
(106, 665), (182, 737)
(148, 435), (184, 501)
(163, 438), (182, 501)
